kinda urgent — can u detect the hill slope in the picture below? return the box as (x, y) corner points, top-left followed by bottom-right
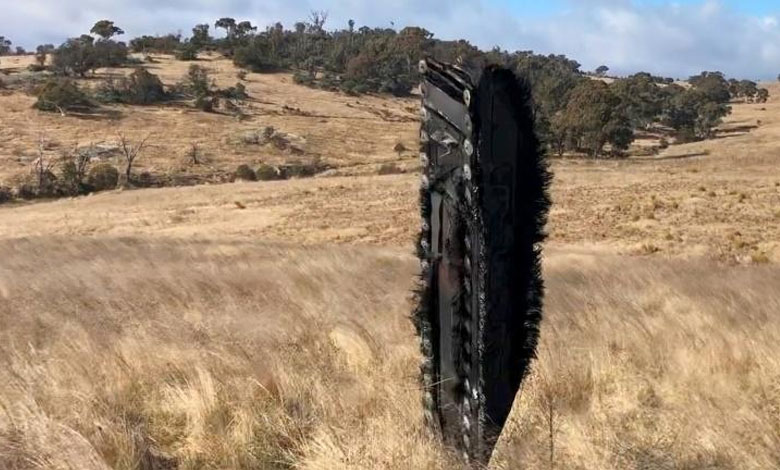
(0, 54), (420, 184)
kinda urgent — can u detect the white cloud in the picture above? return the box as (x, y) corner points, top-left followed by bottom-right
(1, 0), (778, 79)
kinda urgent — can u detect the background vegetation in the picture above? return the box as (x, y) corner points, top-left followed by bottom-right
(3, 15), (770, 160)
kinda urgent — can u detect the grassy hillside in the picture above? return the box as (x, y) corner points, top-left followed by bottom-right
(0, 53), (419, 184)
(0, 54), (779, 469)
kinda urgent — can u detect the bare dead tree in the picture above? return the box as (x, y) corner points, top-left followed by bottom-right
(309, 10), (328, 32)
(117, 132), (151, 185)
(32, 135), (56, 192)
(58, 142), (92, 194)
(74, 144), (92, 181)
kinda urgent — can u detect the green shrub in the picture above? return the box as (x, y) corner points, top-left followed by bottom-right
(292, 71), (313, 86)
(59, 160), (82, 195)
(279, 162), (324, 179)
(179, 64), (215, 111)
(0, 186), (12, 204)
(33, 78), (94, 113)
(194, 95), (217, 112)
(87, 163), (119, 191)
(675, 127), (697, 144)
(378, 162), (404, 175)
(130, 34), (182, 54)
(255, 163), (281, 181)
(175, 42), (199, 61)
(15, 182), (37, 200)
(234, 164), (256, 181)
(17, 171), (59, 198)
(218, 82), (247, 100)
(137, 171), (155, 187)
(120, 68), (166, 104)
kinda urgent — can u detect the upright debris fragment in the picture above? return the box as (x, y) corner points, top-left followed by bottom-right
(414, 58), (551, 465)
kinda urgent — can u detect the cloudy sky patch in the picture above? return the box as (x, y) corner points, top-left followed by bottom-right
(1, 0), (778, 79)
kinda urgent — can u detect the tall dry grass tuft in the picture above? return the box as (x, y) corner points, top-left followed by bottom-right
(493, 250), (780, 469)
(0, 238), (454, 469)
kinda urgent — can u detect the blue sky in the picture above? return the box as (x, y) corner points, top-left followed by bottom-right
(1, 0), (778, 79)
(495, 0), (778, 15)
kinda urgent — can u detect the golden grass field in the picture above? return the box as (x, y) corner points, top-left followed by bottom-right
(1, 54), (779, 469)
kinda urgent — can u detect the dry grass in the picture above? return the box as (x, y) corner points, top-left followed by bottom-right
(0, 238), (452, 469)
(1, 239), (777, 469)
(495, 250), (780, 469)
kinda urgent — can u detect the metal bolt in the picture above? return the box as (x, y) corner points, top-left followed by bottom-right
(463, 139), (474, 157)
(464, 114), (473, 133)
(463, 434), (471, 448)
(419, 60), (428, 75)
(463, 415), (471, 431)
(463, 164), (472, 181)
(463, 89), (471, 107)
(420, 152), (429, 167)
(421, 174), (429, 189)
(420, 129), (429, 143)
